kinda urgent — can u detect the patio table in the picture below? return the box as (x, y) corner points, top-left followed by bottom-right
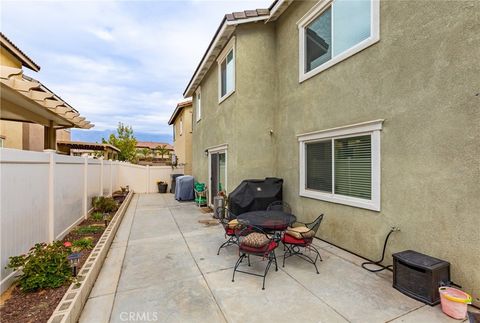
(237, 210), (296, 231)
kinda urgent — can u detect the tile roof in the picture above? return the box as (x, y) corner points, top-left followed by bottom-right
(168, 98), (192, 125)
(0, 32), (40, 72)
(225, 9), (270, 21)
(136, 141), (173, 150)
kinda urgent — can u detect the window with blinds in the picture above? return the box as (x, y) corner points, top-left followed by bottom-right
(305, 135), (372, 200)
(299, 120), (382, 211)
(306, 141), (332, 193)
(334, 135), (371, 199)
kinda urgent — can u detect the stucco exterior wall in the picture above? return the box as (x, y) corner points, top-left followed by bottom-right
(190, 0), (479, 300)
(274, 0), (479, 299)
(192, 22), (277, 193)
(0, 120), (23, 149)
(173, 106), (193, 174)
(0, 47), (22, 69)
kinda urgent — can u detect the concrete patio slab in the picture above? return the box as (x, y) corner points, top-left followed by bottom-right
(110, 276), (225, 323)
(79, 293), (115, 323)
(117, 239), (200, 292)
(79, 193), (468, 323)
(205, 264), (348, 323)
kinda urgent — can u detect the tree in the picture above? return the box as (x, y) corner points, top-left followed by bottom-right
(103, 123), (137, 163)
(155, 144), (170, 159)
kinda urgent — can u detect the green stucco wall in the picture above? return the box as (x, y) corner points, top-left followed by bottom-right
(192, 0), (480, 302)
(192, 22), (277, 194)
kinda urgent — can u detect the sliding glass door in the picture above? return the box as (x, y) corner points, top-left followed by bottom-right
(209, 150), (227, 205)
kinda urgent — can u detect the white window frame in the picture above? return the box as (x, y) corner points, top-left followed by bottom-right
(217, 37), (236, 103)
(298, 0), (380, 83)
(195, 86), (202, 122)
(297, 120), (383, 211)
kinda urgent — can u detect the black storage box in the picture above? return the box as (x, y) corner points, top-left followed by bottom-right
(393, 250), (450, 305)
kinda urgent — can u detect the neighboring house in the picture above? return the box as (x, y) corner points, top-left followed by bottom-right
(168, 98), (193, 174)
(0, 32), (92, 151)
(184, 0), (480, 303)
(57, 140), (120, 160)
(135, 141), (174, 165)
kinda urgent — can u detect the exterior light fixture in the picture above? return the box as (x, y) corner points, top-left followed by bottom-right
(67, 252), (81, 277)
(204, 150), (208, 157)
(103, 213), (110, 227)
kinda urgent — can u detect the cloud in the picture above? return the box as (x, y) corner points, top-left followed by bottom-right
(1, 0), (271, 137)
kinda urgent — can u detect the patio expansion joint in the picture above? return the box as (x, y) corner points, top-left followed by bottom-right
(169, 207), (229, 323)
(279, 266), (352, 323)
(106, 194), (139, 323)
(384, 304), (427, 322)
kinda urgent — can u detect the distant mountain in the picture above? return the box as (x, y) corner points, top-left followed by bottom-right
(71, 129), (172, 144)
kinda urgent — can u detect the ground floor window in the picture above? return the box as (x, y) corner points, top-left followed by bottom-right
(298, 120), (383, 211)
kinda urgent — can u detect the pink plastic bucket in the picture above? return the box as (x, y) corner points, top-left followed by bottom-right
(439, 287), (472, 320)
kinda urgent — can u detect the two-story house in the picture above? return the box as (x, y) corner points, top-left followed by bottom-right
(183, 0), (479, 302)
(168, 98), (193, 174)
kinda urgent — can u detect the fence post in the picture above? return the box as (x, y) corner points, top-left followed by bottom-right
(100, 158), (104, 196)
(83, 157), (88, 219)
(109, 161), (113, 196)
(47, 151), (55, 243)
(146, 165), (150, 193)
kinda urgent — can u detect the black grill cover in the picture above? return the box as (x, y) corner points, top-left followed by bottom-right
(228, 178), (283, 216)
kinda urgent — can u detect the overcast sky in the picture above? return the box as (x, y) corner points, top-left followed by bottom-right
(1, 0), (271, 141)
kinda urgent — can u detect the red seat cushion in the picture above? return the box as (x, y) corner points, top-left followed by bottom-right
(282, 233), (311, 245)
(240, 240), (278, 254)
(226, 228), (235, 236)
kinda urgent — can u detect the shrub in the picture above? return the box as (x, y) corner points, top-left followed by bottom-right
(91, 212), (103, 221)
(7, 242), (72, 292)
(91, 196), (118, 214)
(75, 226), (104, 234)
(72, 238), (94, 250)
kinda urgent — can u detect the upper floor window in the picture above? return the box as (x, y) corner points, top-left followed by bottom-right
(217, 37), (235, 103)
(298, 120), (383, 211)
(195, 87), (201, 122)
(179, 118), (183, 135)
(298, 0), (380, 82)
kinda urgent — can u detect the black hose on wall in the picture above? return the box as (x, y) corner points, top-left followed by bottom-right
(361, 227), (400, 273)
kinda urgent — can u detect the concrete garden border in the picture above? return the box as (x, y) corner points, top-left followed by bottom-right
(48, 190), (134, 323)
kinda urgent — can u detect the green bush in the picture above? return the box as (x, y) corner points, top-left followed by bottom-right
(75, 226), (104, 234)
(91, 212), (103, 221)
(91, 196), (118, 214)
(7, 242), (72, 292)
(72, 238), (94, 250)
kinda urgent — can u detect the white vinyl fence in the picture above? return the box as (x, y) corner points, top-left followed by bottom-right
(0, 148), (184, 293)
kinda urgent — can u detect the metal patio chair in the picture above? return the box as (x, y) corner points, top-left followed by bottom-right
(232, 224), (280, 290)
(217, 206), (238, 255)
(267, 200), (292, 214)
(282, 214), (324, 274)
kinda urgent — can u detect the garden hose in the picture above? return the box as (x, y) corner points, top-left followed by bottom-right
(361, 227), (400, 273)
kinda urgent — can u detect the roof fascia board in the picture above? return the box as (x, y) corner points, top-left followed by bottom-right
(183, 18), (228, 97)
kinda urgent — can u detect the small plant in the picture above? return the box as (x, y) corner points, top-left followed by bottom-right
(75, 226), (104, 234)
(72, 237), (94, 251)
(91, 212), (103, 221)
(7, 242), (72, 292)
(91, 196), (118, 214)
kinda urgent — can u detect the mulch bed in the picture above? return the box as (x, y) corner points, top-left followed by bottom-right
(0, 200), (124, 323)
